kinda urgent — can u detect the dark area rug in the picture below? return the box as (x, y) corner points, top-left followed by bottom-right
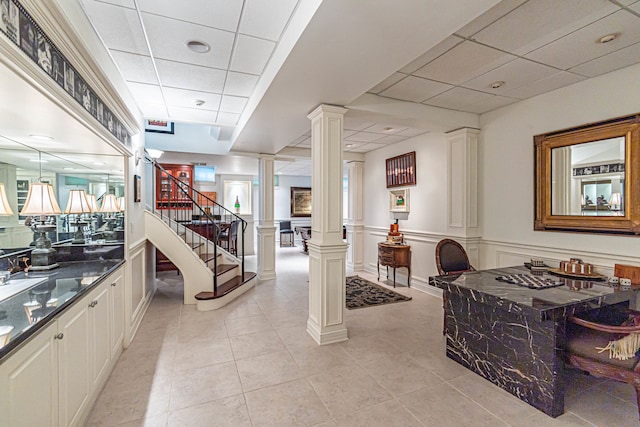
(346, 276), (412, 309)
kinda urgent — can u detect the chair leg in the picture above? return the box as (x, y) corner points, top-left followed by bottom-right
(635, 385), (640, 420)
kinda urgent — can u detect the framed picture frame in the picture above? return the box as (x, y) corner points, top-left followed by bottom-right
(291, 187), (312, 217)
(145, 119), (175, 134)
(389, 188), (410, 213)
(134, 174), (141, 203)
(386, 151), (416, 188)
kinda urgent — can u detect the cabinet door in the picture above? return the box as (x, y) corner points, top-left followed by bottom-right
(89, 283), (111, 390)
(57, 299), (91, 427)
(109, 273), (124, 359)
(0, 323), (59, 427)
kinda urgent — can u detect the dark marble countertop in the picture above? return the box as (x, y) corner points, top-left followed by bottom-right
(430, 266), (637, 320)
(0, 258), (124, 362)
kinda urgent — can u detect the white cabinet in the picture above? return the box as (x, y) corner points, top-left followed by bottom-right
(57, 293), (91, 427)
(0, 321), (59, 427)
(108, 272), (124, 360)
(0, 265), (125, 427)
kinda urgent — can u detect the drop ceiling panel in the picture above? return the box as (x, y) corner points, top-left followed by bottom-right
(155, 59), (227, 93)
(220, 96), (248, 113)
(229, 35), (276, 75)
(343, 119), (375, 131)
(374, 134), (408, 145)
(364, 124), (408, 134)
(167, 106), (217, 123)
(399, 36), (463, 74)
(630, 2), (640, 13)
(397, 128), (428, 137)
(525, 10), (640, 70)
(472, 0), (620, 55)
(162, 87), (222, 111)
(142, 13), (235, 69)
(224, 72), (260, 97)
(425, 86), (496, 110)
(368, 72), (405, 94)
(126, 82), (163, 104)
(462, 58), (559, 92)
(345, 132), (384, 143)
(137, 0), (243, 32)
(109, 50), (158, 84)
(380, 76), (453, 102)
(239, 0), (298, 40)
(569, 41), (640, 77)
(413, 41), (516, 85)
(96, 0), (136, 8)
(216, 112), (240, 125)
(500, 71), (586, 99)
(463, 95), (519, 114)
(138, 103), (169, 119)
(82, 1), (149, 55)
(455, 0), (527, 37)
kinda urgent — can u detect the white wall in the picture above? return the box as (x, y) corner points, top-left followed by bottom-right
(362, 132), (449, 291)
(479, 63), (640, 273)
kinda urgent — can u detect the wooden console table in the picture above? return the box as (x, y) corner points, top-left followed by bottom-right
(377, 242), (411, 288)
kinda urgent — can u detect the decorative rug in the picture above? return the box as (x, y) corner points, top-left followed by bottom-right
(346, 276), (412, 309)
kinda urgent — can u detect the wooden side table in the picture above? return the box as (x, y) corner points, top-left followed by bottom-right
(377, 242), (411, 287)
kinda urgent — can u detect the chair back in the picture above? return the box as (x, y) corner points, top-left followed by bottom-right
(229, 220), (239, 238)
(280, 220), (292, 232)
(435, 239), (475, 275)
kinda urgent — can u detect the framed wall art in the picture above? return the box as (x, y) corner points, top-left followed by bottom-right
(145, 119), (174, 134)
(291, 187), (312, 217)
(386, 151), (416, 188)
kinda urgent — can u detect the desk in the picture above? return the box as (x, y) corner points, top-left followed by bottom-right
(377, 242), (411, 288)
(429, 267), (638, 417)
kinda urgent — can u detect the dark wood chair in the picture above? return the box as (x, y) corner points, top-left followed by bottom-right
(435, 239), (475, 334)
(279, 220), (294, 247)
(218, 220), (239, 255)
(566, 308), (640, 419)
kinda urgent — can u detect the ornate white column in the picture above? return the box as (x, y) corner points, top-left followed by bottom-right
(257, 154), (276, 280)
(446, 128), (481, 266)
(346, 160), (364, 271)
(306, 105), (349, 345)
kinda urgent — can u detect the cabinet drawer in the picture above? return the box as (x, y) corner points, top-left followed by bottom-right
(378, 254), (394, 264)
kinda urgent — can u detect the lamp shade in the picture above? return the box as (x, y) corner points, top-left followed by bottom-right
(64, 189), (93, 214)
(20, 183), (62, 215)
(117, 196), (125, 212)
(100, 194), (120, 213)
(0, 183), (14, 215)
(86, 194), (98, 212)
(146, 149), (163, 159)
(609, 192), (622, 206)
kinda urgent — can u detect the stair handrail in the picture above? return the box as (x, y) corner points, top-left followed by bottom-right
(152, 161), (247, 293)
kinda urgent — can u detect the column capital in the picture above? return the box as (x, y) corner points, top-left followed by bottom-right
(259, 153), (275, 160)
(307, 104), (348, 120)
(445, 127), (480, 140)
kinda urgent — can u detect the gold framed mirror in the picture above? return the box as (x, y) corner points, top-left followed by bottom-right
(534, 113), (640, 235)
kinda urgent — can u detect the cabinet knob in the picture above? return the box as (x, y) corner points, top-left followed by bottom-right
(111, 282), (117, 287)
(54, 333), (64, 340)
(89, 300), (98, 308)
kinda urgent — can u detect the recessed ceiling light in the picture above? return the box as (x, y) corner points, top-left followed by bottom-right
(598, 33), (618, 44)
(29, 134), (53, 141)
(345, 144), (353, 148)
(93, 162), (105, 166)
(195, 99), (205, 107)
(490, 81), (505, 89)
(63, 167), (74, 170)
(186, 40), (211, 53)
(383, 127), (395, 132)
(30, 159), (47, 163)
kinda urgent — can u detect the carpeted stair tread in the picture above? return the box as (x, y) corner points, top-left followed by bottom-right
(195, 272), (257, 300)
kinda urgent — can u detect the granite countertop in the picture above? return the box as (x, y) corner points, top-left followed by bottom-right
(430, 266), (637, 320)
(0, 259), (124, 362)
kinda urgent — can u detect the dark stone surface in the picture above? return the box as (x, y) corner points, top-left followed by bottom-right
(430, 266), (638, 417)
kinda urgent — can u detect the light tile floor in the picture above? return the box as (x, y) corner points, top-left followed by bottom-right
(87, 246), (639, 426)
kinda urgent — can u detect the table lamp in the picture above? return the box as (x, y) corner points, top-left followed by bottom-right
(64, 189), (93, 243)
(609, 192), (622, 212)
(20, 181), (62, 270)
(100, 194), (120, 232)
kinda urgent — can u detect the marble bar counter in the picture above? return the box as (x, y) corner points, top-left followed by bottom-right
(0, 257), (124, 362)
(429, 266), (638, 418)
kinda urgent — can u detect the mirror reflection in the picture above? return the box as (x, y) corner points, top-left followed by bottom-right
(551, 137), (625, 216)
(0, 135), (124, 255)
